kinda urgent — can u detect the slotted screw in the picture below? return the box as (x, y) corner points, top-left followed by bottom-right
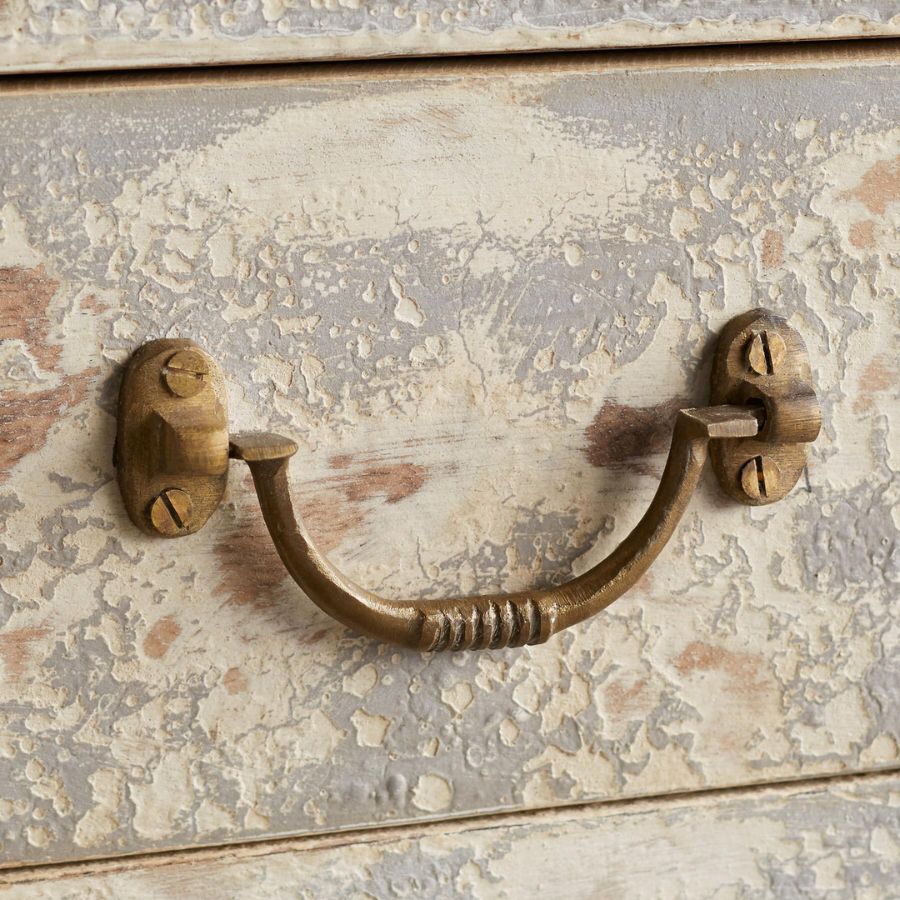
(740, 456), (780, 501)
(746, 331), (786, 376)
(150, 489), (194, 536)
(163, 349), (209, 398)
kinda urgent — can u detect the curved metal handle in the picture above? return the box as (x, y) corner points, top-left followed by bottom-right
(115, 309), (820, 652)
(228, 406), (759, 651)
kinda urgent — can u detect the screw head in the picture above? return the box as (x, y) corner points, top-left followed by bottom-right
(746, 331), (786, 376)
(163, 349), (209, 398)
(740, 456), (781, 501)
(150, 489), (194, 536)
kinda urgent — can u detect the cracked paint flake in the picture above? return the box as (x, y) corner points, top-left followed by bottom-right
(0, 48), (897, 867)
(412, 774), (454, 813)
(351, 709), (391, 748)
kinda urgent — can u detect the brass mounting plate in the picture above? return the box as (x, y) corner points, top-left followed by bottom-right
(116, 339), (229, 537)
(710, 309), (821, 506)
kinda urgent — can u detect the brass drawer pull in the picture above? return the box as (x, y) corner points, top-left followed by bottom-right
(115, 309), (820, 651)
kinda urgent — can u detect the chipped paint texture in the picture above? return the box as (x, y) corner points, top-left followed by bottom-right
(2, 774), (898, 898)
(0, 1), (899, 73)
(0, 50), (898, 866)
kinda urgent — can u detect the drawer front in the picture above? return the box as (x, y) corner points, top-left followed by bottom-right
(1, 45), (898, 866)
(1, 1), (899, 73)
(2, 773), (898, 898)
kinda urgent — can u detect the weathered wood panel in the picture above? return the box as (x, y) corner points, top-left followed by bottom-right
(2, 773), (898, 898)
(0, 1), (898, 73)
(0, 46), (898, 866)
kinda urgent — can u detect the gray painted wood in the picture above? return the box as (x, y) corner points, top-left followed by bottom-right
(0, 45), (898, 866)
(2, 774), (898, 898)
(0, 0), (898, 73)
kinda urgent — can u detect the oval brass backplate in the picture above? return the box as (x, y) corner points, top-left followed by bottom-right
(116, 339), (229, 537)
(710, 309), (821, 506)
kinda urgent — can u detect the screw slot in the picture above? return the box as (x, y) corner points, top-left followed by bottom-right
(163, 349), (210, 398)
(746, 331), (786, 377)
(150, 488), (194, 536)
(740, 456), (780, 502)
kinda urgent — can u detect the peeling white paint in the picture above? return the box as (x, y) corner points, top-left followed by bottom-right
(0, 50), (897, 869)
(1, 3), (898, 73)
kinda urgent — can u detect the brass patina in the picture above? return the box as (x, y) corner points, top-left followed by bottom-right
(116, 339), (229, 538)
(115, 309), (820, 650)
(710, 309), (821, 505)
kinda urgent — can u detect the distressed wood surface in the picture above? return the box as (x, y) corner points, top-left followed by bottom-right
(0, 46), (898, 867)
(1, 1), (899, 73)
(2, 773), (899, 898)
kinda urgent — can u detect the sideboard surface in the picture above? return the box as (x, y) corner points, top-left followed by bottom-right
(0, 45), (898, 866)
(1, 1), (898, 73)
(2, 773), (897, 899)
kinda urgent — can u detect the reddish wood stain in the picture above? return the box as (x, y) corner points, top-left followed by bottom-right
(143, 615), (181, 659)
(0, 265), (62, 371)
(0, 625), (51, 678)
(0, 375), (96, 481)
(223, 667), (248, 694)
(0, 265), (97, 481)
(760, 229), (784, 268)
(848, 220), (876, 249)
(854, 354), (896, 413)
(79, 294), (108, 312)
(302, 494), (368, 554)
(674, 640), (768, 702)
(844, 155), (900, 215)
(340, 463), (427, 505)
(300, 628), (330, 646)
(214, 503), (292, 609)
(605, 678), (648, 715)
(330, 455), (427, 505)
